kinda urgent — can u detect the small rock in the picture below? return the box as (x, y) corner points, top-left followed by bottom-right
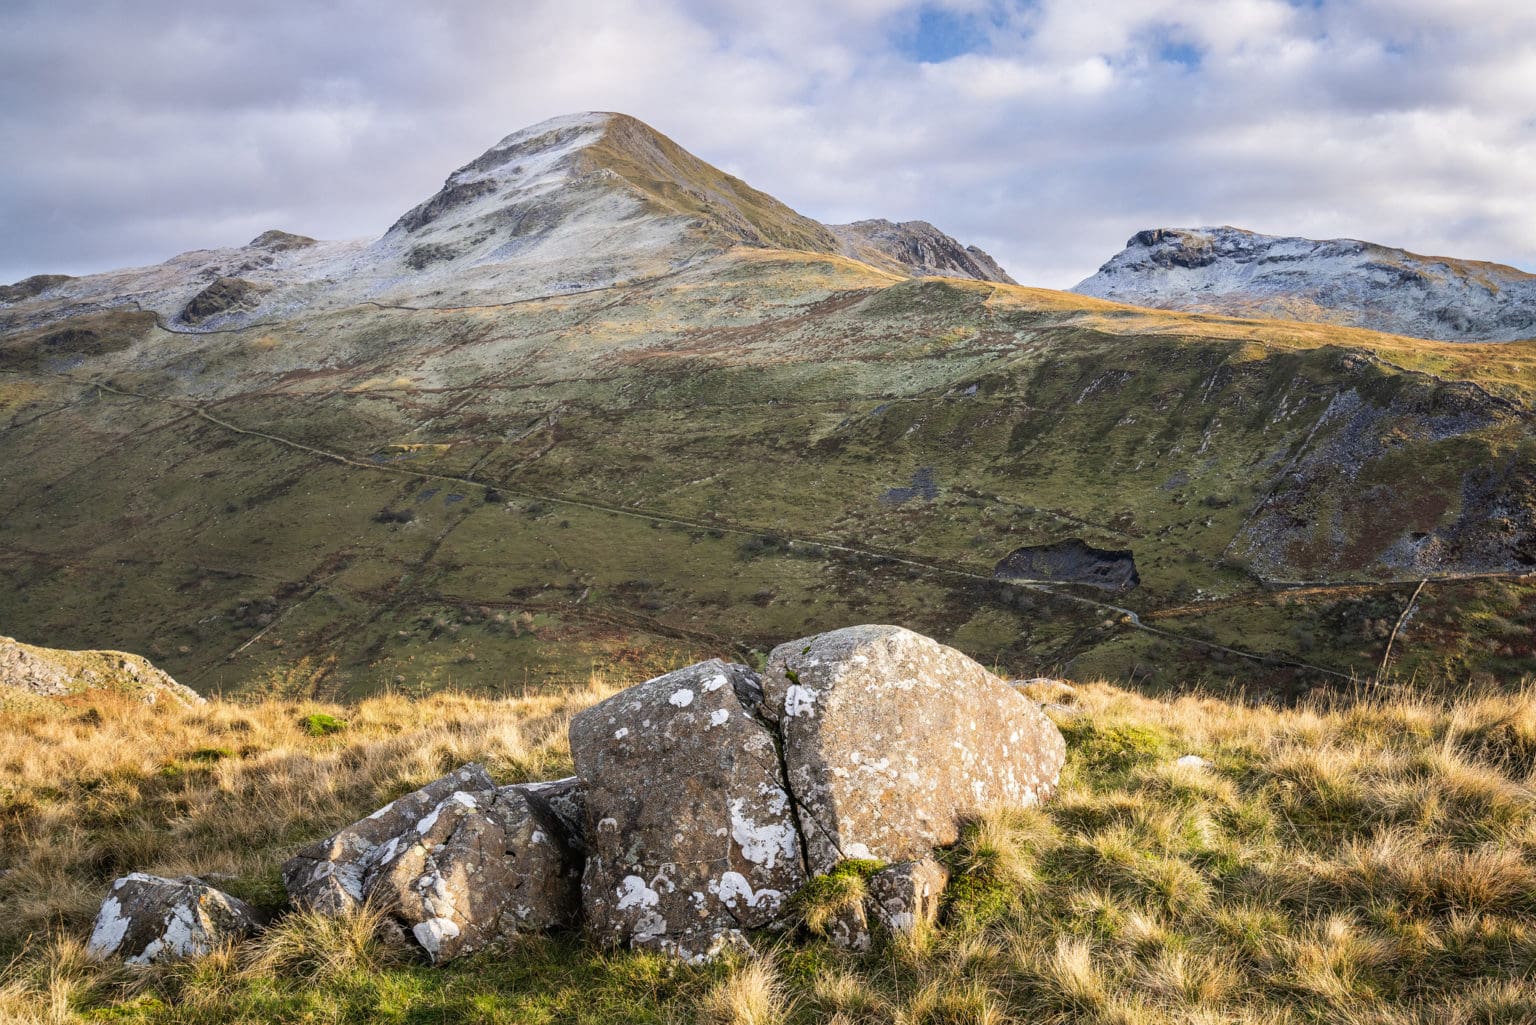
(283, 763), (495, 915)
(369, 784), (582, 962)
(87, 874), (259, 964)
(866, 858), (948, 935)
(1175, 754), (1212, 769)
(283, 764), (583, 962)
(825, 901), (871, 952)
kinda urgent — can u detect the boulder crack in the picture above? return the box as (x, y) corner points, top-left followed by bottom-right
(742, 693), (814, 882)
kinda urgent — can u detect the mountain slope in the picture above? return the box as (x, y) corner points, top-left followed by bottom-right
(3, 117), (1536, 700)
(1073, 227), (1536, 342)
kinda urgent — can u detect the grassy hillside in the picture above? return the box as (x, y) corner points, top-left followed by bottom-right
(3, 251), (1535, 698)
(4, 675), (1536, 1023)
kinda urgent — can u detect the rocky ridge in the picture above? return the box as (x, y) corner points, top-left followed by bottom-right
(831, 219), (1016, 284)
(1072, 226), (1536, 342)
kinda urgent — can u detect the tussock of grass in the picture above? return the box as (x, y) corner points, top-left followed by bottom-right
(698, 958), (792, 1025)
(240, 904), (408, 983)
(4, 679), (1536, 1022)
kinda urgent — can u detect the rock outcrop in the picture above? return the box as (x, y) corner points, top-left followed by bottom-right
(269, 626), (1062, 964)
(179, 276), (269, 325)
(759, 625), (1065, 875)
(282, 762), (582, 961)
(830, 219), (1016, 284)
(87, 874), (259, 964)
(993, 540), (1140, 592)
(0, 635), (202, 706)
(248, 229), (317, 252)
(0, 273), (73, 306)
(1072, 226), (1536, 343)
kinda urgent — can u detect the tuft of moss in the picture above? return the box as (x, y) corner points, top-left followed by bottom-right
(1060, 719), (1173, 777)
(300, 713), (348, 737)
(793, 859), (887, 937)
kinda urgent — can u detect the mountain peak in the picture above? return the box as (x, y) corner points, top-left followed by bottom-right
(386, 111), (837, 257)
(1073, 226), (1536, 342)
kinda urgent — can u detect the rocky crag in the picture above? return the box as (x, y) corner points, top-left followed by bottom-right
(87, 625), (1065, 964)
(0, 635), (201, 706)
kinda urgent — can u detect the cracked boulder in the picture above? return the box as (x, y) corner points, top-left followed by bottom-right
(570, 659), (806, 962)
(282, 764), (583, 962)
(760, 625), (1065, 875)
(87, 874), (259, 964)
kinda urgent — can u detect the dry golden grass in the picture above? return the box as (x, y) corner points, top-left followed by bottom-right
(3, 677), (1536, 1023)
(0, 680), (613, 947)
(698, 957), (793, 1025)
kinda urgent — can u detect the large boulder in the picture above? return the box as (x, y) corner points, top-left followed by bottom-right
(282, 764), (583, 961)
(569, 659), (806, 962)
(759, 625), (1065, 874)
(86, 874), (259, 964)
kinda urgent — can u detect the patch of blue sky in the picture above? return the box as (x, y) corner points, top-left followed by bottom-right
(893, 4), (994, 63)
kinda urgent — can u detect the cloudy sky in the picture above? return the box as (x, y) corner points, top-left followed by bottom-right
(3, 0), (1535, 288)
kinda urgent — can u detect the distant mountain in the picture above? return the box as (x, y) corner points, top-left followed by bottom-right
(0, 112), (1011, 332)
(1072, 227), (1536, 342)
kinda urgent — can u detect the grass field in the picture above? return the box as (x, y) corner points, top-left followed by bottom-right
(4, 671), (1535, 1024)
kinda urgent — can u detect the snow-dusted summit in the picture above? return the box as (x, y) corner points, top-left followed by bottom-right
(1, 113), (1012, 333)
(1073, 227), (1536, 343)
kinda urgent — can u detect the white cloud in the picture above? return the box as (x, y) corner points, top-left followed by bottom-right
(2, 0), (1535, 288)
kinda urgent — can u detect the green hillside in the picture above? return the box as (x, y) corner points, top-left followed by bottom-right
(3, 249), (1535, 699)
